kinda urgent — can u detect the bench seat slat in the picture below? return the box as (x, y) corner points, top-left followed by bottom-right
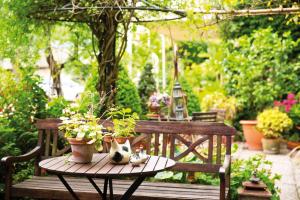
(12, 176), (223, 200)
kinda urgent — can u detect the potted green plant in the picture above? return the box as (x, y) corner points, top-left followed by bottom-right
(257, 108), (293, 154)
(59, 113), (103, 163)
(105, 107), (139, 144)
(289, 103), (300, 128)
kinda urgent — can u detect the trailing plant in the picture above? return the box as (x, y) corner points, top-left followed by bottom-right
(138, 63), (157, 114)
(116, 66), (142, 115)
(257, 108), (293, 139)
(106, 107), (139, 138)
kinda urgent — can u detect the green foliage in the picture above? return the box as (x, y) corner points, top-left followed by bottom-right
(116, 66), (142, 115)
(138, 63), (157, 114)
(230, 155), (281, 200)
(289, 133), (300, 142)
(179, 76), (200, 115)
(257, 108), (293, 139)
(106, 107), (139, 137)
(178, 40), (208, 67)
(224, 28), (300, 120)
(289, 104), (300, 125)
(201, 92), (238, 122)
(46, 97), (70, 118)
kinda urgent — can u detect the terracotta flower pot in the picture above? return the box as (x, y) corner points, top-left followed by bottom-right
(67, 138), (95, 163)
(261, 138), (280, 154)
(114, 136), (135, 144)
(149, 105), (161, 113)
(287, 141), (300, 150)
(240, 120), (263, 150)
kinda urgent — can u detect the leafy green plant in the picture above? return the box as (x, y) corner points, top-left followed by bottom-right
(289, 104), (300, 126)
(106, 107), (139, 137)
(230, 155), (281, 200)
(257, 108), (293, 139)
(289, 133), (300, 142)
(59, 112), (103, 149)
(116, 66), (142, 115)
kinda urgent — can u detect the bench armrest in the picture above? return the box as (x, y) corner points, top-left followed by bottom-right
(219, 154), (231, 176)
(1, 146), (42, 166)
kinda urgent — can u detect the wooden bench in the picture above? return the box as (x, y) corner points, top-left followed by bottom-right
(1, 119), (235, 200)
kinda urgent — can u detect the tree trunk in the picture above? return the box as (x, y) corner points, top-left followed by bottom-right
(46, 47), (63, 97)
(90, 11), (119, 113)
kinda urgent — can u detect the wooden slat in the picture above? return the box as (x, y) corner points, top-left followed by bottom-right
(76, 154), (107, 173)
(40, 156), (66, 169)
(154, 133), (159, 156)
(154, 157), (168, 171)
(208, 135), (213, 164)
(44, 129), (51, 157)
(162, 134), (168, 157)
(146, 135), (151, 155)
(143, 156), (159, 172)
(169, 135), (175, 159)
(216, 135), (222, 165)
(52, 129), (58, 156)
(85, 155), (109, 174)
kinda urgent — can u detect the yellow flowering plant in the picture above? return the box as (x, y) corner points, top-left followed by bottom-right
(257, 108), (293, 139)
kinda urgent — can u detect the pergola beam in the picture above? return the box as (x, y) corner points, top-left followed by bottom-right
(193, 6), (300, 16)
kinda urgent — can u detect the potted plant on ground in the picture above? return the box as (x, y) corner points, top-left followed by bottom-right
(256, 108), (293, 154)
(59, 113), (103, 163)
(104, 107), (139, 144)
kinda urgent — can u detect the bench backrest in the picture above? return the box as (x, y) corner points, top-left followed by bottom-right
(35, 119), (235, 174)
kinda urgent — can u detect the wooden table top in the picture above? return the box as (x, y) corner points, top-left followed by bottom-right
(39, 153), (176, 178)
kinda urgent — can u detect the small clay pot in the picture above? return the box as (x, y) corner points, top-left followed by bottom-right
(67, 138), (95, 163)
(240, 120), (263, 150)
(261, 138), (280, 154)
(114, 136), (134, 144)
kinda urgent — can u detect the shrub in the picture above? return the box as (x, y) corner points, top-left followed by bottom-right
(116, 66), (142, 115)
(224, 28), (300, 120)
(138, 63), (156, 114)
(201, 92), (238, 121)
(257, 108), (293, 139)
(179, 77), (200, 115)
(46, 97), (70, 118)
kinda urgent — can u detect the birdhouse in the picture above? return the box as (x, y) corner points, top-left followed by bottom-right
(238, 181), (272, 200)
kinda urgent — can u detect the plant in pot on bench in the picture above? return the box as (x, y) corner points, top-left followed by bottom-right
(59, 113), (103, 163)
(104, 107), (139, 144)
(257, 108), (293, 154)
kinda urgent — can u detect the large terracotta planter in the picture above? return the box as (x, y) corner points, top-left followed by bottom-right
(240, 120), (263, 150)
(262, 138), (280, 154)
(68, 138), (95, 163)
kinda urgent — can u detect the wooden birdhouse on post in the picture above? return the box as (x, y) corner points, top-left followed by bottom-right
(169, 48), (189, 121)
(238, 172), (272, 200)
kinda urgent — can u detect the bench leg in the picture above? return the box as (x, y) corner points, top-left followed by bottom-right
(57, 175), (80, 200)
(119, 176), (146, 200)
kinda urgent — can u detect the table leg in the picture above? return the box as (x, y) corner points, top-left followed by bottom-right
(119, 176), (146, 200)
(109, 178), (113, 200)
(57, 174), (80, 200)
(103, 178), (108, 200)
(87, 177), (104, 198)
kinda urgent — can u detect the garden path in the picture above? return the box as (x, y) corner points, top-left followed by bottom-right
(234, 143), (299, 200)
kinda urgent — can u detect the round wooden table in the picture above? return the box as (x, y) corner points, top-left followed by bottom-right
(39, 153), (176, 200)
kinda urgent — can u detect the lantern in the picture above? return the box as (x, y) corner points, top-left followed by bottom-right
(173, 81), (182, 98)
(175, 106), (184, 120)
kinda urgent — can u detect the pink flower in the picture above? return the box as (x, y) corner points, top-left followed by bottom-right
(274, 101), (282, 107)
(287, 93), (296, 100)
